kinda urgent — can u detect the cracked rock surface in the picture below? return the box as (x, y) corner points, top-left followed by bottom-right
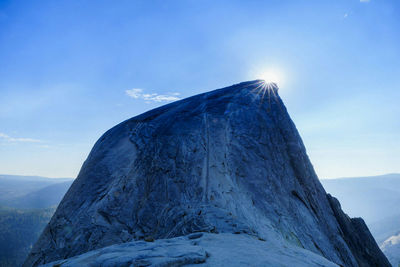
(25, 80), (390, 267)
(40, 233), (340, 267)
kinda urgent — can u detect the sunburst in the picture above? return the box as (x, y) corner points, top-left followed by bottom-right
(252, 80), (278, 102)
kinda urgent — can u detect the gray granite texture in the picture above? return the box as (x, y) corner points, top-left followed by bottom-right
(39, 233), (341, 267)
(24, 80), (390, 267)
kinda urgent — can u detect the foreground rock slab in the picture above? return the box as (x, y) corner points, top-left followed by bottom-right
(41, 233), (340, 267)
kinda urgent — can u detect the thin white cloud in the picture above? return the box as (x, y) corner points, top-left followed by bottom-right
(126, 88), (143, 99)
(0, 132), (42, 143)
(360, 0), (370, 2)
(125, 88), (181, 103)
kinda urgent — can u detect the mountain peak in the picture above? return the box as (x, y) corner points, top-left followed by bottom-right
(25, 81), (389, 267)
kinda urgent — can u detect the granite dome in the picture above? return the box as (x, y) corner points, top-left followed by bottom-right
(25, 80), (390, 267)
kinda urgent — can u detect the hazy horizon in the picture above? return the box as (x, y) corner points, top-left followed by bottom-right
(3, 172), (400, 181)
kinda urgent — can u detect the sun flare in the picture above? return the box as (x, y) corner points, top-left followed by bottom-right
(257, 68), (285, 86)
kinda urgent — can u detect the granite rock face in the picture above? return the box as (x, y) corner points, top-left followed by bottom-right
(24, 80), (390, 267)
(327, 194), (391, 267)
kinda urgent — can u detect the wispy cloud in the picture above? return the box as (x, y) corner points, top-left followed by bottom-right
(0, 132), (42, 143)
(125, 88), (181, 103)
(360, 0), (370, 2)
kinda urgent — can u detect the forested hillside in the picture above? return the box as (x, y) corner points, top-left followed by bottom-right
(0, 207), (55, 267)
(0, 175), (72, 267)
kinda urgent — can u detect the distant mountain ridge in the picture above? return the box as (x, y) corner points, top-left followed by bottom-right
(321, 173), (400, 267)
(0, 174), (73, 209)
(0, 174), (72, 181)
(0, 175), (73, 267)
(7, 181), (73, 209)
(320, 173), (400, 227)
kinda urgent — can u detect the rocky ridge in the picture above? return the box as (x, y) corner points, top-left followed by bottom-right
(25, 80), (390, 267)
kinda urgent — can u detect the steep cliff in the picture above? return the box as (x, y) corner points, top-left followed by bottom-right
(24, 80), (390, 267)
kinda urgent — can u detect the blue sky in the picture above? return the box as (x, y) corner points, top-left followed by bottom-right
(0, 0), (399, 178)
